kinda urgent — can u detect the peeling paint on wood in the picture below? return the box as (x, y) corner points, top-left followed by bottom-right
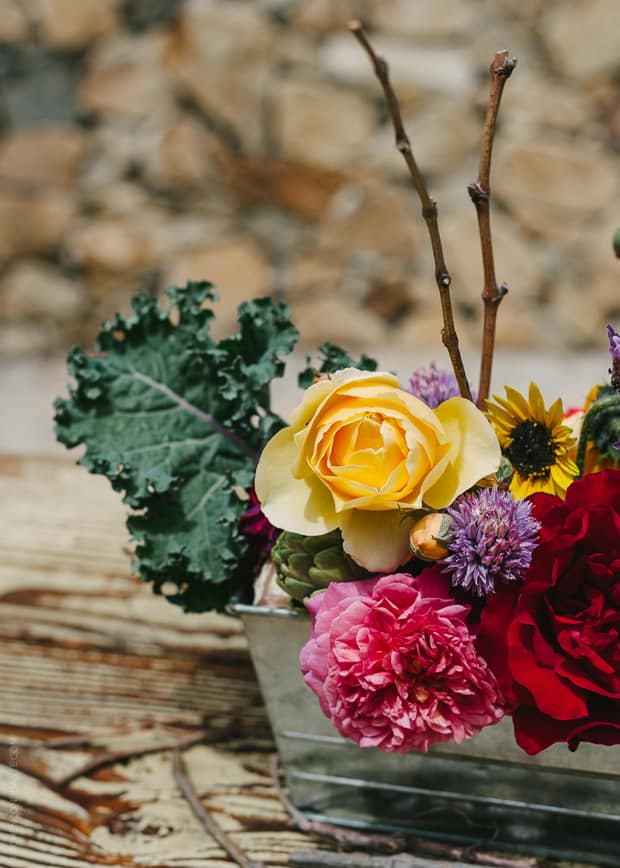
(0, 457), (594, 868)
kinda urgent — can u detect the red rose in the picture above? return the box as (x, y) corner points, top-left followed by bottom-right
(478, 469), (620, 754)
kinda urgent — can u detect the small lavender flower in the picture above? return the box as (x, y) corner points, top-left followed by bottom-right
(608, 324), (620, 392)
(607, 324), (620, 359)
(409, 362), (476, 409)
(442, 487), (540, 597)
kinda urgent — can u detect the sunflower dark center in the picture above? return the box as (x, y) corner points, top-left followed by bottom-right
(505, 420), (556, 478)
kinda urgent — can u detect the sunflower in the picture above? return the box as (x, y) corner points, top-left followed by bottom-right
(485, 382), (578, 499)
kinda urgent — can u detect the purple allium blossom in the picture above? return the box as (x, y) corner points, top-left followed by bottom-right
(408, 362), (476, 409)
(442, 487), (540, 597)
(607, 324), (620, 360)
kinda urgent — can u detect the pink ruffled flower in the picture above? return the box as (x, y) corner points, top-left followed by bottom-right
(300, 570), (505, 753)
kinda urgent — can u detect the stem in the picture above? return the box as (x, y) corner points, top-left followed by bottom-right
(173, 749), (264, 868)
(349, 20), (472, 402)
(269, 754), (402, 853)
(133, 371), (259, 463)
(56, 728), (206, 787)
(468, 50), (517, 407)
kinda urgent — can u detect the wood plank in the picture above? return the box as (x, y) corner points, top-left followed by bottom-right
(0, 456), (595, 867)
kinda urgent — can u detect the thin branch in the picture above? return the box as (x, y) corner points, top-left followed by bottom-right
(349, 20), (472, 402)
(270, 755), (402, 853)
(173, 748), (264, 868)
(468, 50), (517, 407)
(56, 729), (207, 788)
(272, 755), (539, 868)
(289, 851), (538, 868)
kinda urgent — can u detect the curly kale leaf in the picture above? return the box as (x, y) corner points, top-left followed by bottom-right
(297, 342), (378, 389)
(54, 282), (298, 612)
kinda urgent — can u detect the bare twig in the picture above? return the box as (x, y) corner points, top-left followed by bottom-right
(289, 854), (444, 867)
(349, 20), (472, 401)
(173, 748), (263, 868)
(270, 755), (402, 853)
(289, 851), (538, 868)
(468, 50), (517, 407)
(56, 728), (207, 787)
(272, 755), (539, 868)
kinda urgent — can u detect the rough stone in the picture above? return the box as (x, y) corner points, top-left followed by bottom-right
(540, 0), (620, 82)
(143, 113), (219, 191)
(493, 140), (619, 238)
(3, 48), (80, 127)
(222, 156), (345, 220)
(0, 127), (89, 188)
(319, 35), (477, 100)
(79, 32), (172, 119)
(0, 191), (74, 264)
(318, 183), (420, 258)
(273, 78), (375, 170)
(161, 237), (271, 338)
(66, 218), (155, 274)
(0, 0), (29, 42)
(493, 306), (552, 350)
(504, 71), (594, 136)
(0, 260), (85, 322)
(164, 0), (273, 149)
(289, 294), (388, 349)
(373, 0), (478, 38)
(39, 0), (120, 48)
(441, 209), (545, 309)
(368, 97), (481, 179)
(288, 255), (346, 301)
(551, 282), (609, 349)
(0, 321), (60, 357)
(391, 302), (468, 350)
(292, 0), (359, 32)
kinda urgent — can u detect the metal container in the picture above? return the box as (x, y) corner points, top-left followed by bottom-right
(233, 603), (620, 866)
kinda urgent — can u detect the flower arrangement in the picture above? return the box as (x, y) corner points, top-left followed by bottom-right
(54, 24), (620, 769)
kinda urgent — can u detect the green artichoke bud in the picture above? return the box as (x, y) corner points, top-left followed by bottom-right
(576, 385), (620, 473)
(272, 529), (369, 602)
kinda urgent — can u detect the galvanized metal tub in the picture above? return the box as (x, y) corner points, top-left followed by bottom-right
(233, 603), (620, 866)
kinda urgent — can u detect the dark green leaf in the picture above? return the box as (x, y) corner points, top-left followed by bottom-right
(297, 342), (378, 389)
(54, 282), (298, 611)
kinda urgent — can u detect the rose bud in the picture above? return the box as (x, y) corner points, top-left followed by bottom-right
(409, 512), (453, 561)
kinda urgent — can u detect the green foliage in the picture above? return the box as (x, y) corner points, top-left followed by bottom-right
(576, 384), (620, 474)
(272, 530), (370, 603)
(297, 342), (378, 389)
(54, 282), (298, 612)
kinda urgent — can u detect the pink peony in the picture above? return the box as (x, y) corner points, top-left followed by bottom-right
(300, 569), (505, 752)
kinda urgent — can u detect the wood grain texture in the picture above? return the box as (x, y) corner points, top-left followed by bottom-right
(0, 456), (299, 867)
(0, 457), (593, 868)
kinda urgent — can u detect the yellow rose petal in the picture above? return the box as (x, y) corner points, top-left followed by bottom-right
(340, 508), (414, 572)
(255, 427), (339, 535)
(424, 397), (501, 509)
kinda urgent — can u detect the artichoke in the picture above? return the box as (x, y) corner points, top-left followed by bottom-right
(272, 529), (369, 602)
(576, 385), (620, 474)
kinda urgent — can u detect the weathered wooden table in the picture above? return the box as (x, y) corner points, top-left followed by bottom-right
(0, 456), (595, 868)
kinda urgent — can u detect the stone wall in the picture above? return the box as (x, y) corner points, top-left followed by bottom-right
(0, 0), (618, 358)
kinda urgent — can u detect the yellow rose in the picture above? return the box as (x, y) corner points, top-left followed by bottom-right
(255, 369), (500, 571)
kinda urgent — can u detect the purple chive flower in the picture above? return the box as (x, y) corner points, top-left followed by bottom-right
(607, 324), (620, 359)
(608, 325), (620, 392)
(408, 362), (476, 409)
(442, 487), (540, 597)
